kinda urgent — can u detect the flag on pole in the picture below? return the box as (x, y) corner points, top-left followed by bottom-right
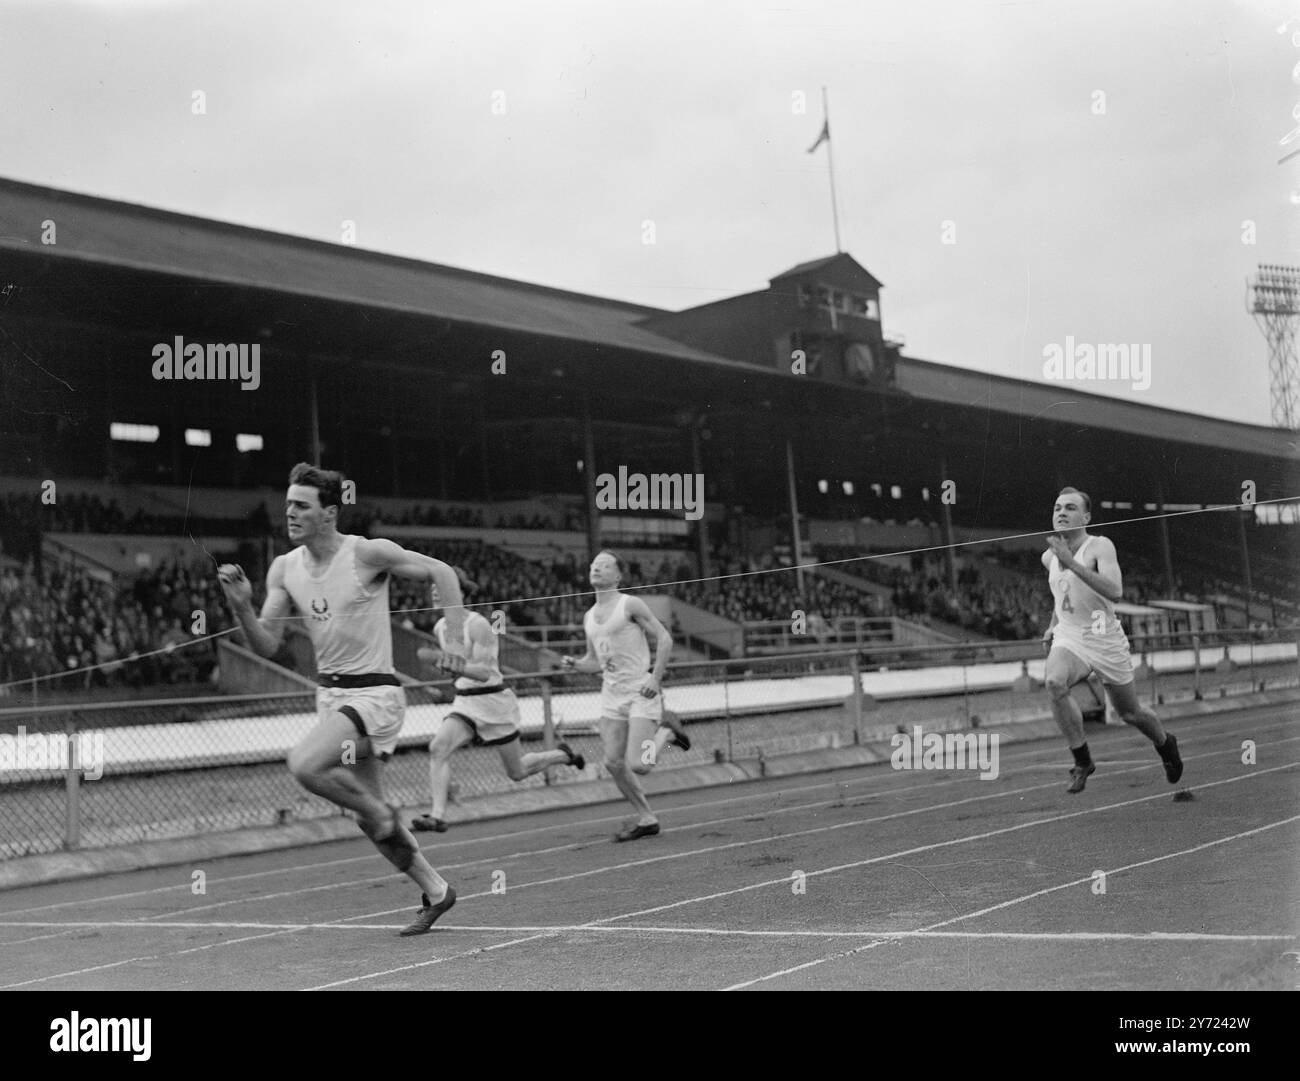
(807, 118), (830, 154)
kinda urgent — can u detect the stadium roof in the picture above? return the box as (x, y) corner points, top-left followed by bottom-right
(0, 176), (746, 371)
(893, 356), (1296, 460)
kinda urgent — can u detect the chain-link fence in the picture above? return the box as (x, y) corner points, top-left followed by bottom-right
(1, 628), (1296, 860)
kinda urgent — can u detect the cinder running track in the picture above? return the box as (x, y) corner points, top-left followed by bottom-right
(1, 704), (1295, 991)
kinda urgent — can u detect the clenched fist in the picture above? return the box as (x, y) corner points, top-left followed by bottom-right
(216, 564), (252, 606)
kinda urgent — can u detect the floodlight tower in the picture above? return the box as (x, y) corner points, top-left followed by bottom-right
(1250, 264), (1300, 430)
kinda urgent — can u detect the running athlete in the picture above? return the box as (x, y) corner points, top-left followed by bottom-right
(217, 462), (461, 936)
(411, 604), (586, 833)
(1041, 487), (1183, 793)
(560, 550), (690, 842)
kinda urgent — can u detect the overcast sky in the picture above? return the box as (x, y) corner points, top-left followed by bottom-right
(1, 0), (1295, 426)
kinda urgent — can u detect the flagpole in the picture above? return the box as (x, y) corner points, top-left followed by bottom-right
(822, 86), (842, 253)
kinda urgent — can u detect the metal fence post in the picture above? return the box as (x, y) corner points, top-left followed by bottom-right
(963, 656), (970, 726)
(723, 663), (733, 763)
(1192, 634), (1201, 700)
(849, 651), (862, 745)
(64, 711), (81, 851)
(951, 647), (974, 727)
(540, 678), (555, 785)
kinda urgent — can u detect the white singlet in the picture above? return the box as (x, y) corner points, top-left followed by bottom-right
(281, 534), (394, 675)
(1047, 534), (1134, 685)
(584, 594), (650, 693)
(1048, 535), (1121, 635)
(435, 612), (504, 691)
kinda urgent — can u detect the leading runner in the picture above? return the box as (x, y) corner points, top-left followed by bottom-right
(218, 462), (462, 936)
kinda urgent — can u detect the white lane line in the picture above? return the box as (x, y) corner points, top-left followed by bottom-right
(924, 813), (1300, 930)
(0, 927), (103, 948)
(135, 766), (1028, 922)
(300, 760), (1300, 988)
(9, 764), (1048, 976)
(338, 749), (1299, 924)
(721, 810), (1300, 989)
(323, 772), (1146, 923)
(5, 707), (1291, 919)
(303, 933), (560, 991)
(7, 919), (1289, 945)
(571, 927), (1300, 943)
(0, 751), (1024, 918)
(121, 754), (1076, 923)
(0, 927), (302, 989)
(590, 761), (1300, 929)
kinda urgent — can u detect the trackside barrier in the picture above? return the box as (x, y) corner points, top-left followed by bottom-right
(0, 627), (1294, 859)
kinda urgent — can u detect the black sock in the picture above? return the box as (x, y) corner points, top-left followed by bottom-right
(1071, 743), (1092, 769)
(1156, 733), (1174, 758)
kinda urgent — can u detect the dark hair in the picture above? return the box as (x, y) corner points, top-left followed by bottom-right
(597, 549), (627, 577)
(1058, 486), (1091, 514)
(288, 463), (344, 509)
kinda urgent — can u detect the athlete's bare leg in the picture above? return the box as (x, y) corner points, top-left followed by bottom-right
(288, 711), (391, 825)
(496, 738), (570, 782)
(426, 716), (475, 820)
(600, 714), (656, 826)
(350, 753), (449, 901)
(1103, 679), (1167, 744)
(1043, 646), (1091, 748)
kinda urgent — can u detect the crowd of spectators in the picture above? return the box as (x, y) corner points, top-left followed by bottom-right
(386, 543), (888, 638)
(0, 559), (233, 691)
(0, 492), (265, 567)
(387, 540), (590, 633)
(890, 573), (1048, 641)
(816, 545), (1051, 641)
(669, 546), (884, 624)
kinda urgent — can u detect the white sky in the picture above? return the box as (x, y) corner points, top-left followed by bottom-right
(1, 0), (1295, 425)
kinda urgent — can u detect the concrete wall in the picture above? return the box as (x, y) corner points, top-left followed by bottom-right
(217, 639), (317, 695)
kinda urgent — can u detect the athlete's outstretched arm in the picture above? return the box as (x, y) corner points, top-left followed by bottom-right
(355, 538), (467, 635)
(420, 617), (497, 683)
(626, 597), (673, 691)
(218, 557), (293, 657)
